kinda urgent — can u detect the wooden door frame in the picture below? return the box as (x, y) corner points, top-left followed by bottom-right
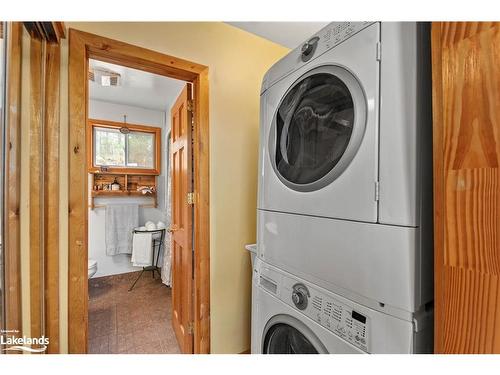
(68, 29), (210, 354)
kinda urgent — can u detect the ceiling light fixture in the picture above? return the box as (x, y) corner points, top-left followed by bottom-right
(88, 67), (122, 87)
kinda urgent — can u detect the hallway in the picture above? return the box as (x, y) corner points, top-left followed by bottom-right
(88, 272), (180, 354)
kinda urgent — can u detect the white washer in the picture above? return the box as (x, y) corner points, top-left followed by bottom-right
(252, 258), (433, 354)
(257, 22), (433, 319)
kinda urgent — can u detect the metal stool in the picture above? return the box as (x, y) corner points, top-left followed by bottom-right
(128, 228), (166, 291)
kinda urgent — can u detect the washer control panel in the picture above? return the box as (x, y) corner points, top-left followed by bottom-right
(283, 280), (370, 352)
(309, 292), (368, 352)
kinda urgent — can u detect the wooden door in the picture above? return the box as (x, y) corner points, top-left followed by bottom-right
(170, 84), (194, 353)
(432, 22), (500, 353)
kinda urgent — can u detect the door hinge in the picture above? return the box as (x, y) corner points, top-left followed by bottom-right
(188, 321), (194, 335)
(376, 42), (381, 61)
(187, 99), (194, 112)
(374, 181), (380, 201)
(187, 191), (196, 205)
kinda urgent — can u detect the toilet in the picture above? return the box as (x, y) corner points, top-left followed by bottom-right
(88, 259), (98, 279)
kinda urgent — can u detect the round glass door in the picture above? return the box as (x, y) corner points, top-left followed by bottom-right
(271, 65), (367, 192)
(264, 324), (318, 354)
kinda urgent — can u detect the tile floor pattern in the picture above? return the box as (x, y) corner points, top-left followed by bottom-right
(88, 271), (181, 354)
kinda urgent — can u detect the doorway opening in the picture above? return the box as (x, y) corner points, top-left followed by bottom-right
(68, 29), (210, 354)
(87, 59), (187, 353)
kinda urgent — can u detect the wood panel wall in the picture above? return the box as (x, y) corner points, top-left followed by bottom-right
(25, 22), (64, 353)
(432, 22), (500, 353)
(29, 36), (44, 341)
(4, 22), (23, 339)
(44, 42), (61, 354)
(68, 29), (89, 353)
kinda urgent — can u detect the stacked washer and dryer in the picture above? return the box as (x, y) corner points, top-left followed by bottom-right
(251, 22), (434, 354)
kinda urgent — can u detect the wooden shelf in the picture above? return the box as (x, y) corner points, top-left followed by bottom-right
(91, 190), (156, 197)
(90, 172), (158, 209)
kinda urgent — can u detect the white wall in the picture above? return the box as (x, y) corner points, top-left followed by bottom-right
(88, 99), (171, 277)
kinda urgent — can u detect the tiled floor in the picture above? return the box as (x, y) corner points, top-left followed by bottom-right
(88, 271), (181, 354)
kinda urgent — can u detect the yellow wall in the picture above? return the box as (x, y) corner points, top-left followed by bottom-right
(56, 22), (289, 353)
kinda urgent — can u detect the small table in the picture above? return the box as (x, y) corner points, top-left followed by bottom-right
(128, 228), (166, 291)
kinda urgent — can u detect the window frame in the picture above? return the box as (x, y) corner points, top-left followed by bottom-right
(87, 118), (161, 175)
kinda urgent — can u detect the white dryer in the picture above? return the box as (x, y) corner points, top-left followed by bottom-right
(259, 21), (432, 226)
(251, 258), (433, 354)
(259, 22), (379, 223)
(257, 22), (433, 319)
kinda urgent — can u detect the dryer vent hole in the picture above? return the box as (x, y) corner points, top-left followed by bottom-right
(379, 302), (385, 308)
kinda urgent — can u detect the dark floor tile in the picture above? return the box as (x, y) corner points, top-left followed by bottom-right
(109, 334), (122, 354)
(160, 335), (182, 354)
(115, 332), (135, 352)
(88, 335), (111, 354)
(134, 340), (164, 354)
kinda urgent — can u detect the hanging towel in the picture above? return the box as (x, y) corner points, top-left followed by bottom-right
(105, 204), (139, 255)
(161, 237), (172, 286)
(131, 232), (153, 267)
(161, 141), (172, 287)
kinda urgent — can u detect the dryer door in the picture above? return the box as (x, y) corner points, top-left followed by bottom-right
(263, 315), (328, 354)
(271, 65), (366, 192)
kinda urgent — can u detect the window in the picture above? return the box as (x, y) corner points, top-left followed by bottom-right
(88, 119), (161, 175)
(93, 127), (125, 167)
(93, 127), (155, 168)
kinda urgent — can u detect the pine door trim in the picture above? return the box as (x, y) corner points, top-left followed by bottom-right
(68, 29), (210, 354)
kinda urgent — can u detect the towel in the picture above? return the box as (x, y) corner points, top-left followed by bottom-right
(161, 238), (172, 286)
(161, 135), (172, 287)
(105, 204), (139, 255)
(131, 232), (153, 267)
(145, 221), (157, 230)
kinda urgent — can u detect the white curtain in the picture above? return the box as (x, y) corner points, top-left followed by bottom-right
(161, 133), (172, 286)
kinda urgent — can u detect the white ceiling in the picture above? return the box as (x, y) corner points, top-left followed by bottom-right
(89, 23), (329, 109)
(227, 22), (329, 49)
(89, 59), (186, 111)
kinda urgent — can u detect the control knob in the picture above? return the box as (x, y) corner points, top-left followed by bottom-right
(301, 42), (314, 56)
(292, 283), (309, 310)
(300, 36), (319, 62)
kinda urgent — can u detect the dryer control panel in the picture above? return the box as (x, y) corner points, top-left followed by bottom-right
(282, 280), (370, 352)
(262, 22), (377, 93)
(320, 22), (374, 51)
